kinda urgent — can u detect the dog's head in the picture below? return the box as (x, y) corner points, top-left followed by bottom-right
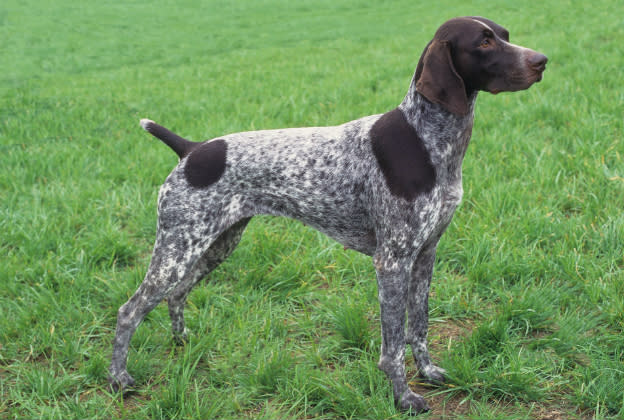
(414, 17), (548, 115)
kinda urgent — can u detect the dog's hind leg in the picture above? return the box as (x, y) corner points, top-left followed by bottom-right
(167, 218), (250, 344)
(108, 244), (181, 391)
(108, 223), (231, 392)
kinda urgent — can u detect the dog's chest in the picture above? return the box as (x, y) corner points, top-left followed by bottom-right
(439, 180), (463, 225)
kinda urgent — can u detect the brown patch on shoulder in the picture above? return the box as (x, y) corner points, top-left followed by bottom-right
(370, 108), (436, 200)
(184, 139), (227, 188)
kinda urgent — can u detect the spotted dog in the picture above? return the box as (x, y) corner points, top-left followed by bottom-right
(108, 17), (547, 413)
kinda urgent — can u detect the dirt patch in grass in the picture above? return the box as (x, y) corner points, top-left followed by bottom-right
(414, 382), (471, 419)
(428, 318), (475, 355)
(528, 399), (590, 420)
(403, 319), (474, 418)
(404, 319), (588, 419)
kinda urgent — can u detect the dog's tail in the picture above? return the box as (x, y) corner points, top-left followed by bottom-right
(140, 119), (196, 158)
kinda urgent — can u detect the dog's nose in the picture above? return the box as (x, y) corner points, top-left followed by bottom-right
(529, 53), (548, 72)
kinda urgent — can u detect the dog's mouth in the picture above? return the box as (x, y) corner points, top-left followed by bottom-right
(487, 67), (546, 95)
(535, 70), (544, 82)
(529, 69), (545, 86)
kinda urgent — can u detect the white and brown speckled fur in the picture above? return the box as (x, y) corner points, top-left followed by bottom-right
(108, 17), (547, 413)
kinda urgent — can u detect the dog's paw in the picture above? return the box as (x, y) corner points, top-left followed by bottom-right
(108, 370), (136, 394)
(398, 389), (430, 414)
(172, 329), (189, 346)
(419, 364), (446, 384)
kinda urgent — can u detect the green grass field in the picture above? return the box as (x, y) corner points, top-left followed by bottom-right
(1, 0), (623, 418)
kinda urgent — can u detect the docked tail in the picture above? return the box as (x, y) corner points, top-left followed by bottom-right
(140, 119), (197, 158)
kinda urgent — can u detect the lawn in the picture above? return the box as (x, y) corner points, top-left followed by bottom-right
(1, 0), (623, 418)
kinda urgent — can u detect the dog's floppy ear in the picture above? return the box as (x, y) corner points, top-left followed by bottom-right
(413, 40), (432, 84)
(415, 40), (469, 115)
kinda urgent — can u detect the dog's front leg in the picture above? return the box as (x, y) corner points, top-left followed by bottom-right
(407, 241), (446, 383)
(374, 251), (430, 414)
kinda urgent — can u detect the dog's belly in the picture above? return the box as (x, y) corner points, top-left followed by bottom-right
(282, 203), (377, 257)
(243, 182), (378, 256)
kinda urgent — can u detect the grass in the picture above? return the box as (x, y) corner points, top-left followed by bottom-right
(1, 0), (623, 418)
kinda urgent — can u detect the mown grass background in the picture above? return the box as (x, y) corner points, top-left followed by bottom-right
(1, 0), (623, 418)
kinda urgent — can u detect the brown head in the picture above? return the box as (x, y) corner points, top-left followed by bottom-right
(414, 17), (548, 115)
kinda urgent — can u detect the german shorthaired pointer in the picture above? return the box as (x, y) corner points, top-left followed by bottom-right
(108, 17), (547, 413)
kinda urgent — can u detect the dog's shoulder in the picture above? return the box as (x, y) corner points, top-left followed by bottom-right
(369, 108), (436, 200)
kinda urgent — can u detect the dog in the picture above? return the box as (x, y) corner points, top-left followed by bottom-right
(108, 16), (547, 413)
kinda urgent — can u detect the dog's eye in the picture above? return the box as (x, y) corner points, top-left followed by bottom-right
(480, 39), (491, 48)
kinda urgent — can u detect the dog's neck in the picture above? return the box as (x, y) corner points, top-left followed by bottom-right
(398, 80), (478, 179)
